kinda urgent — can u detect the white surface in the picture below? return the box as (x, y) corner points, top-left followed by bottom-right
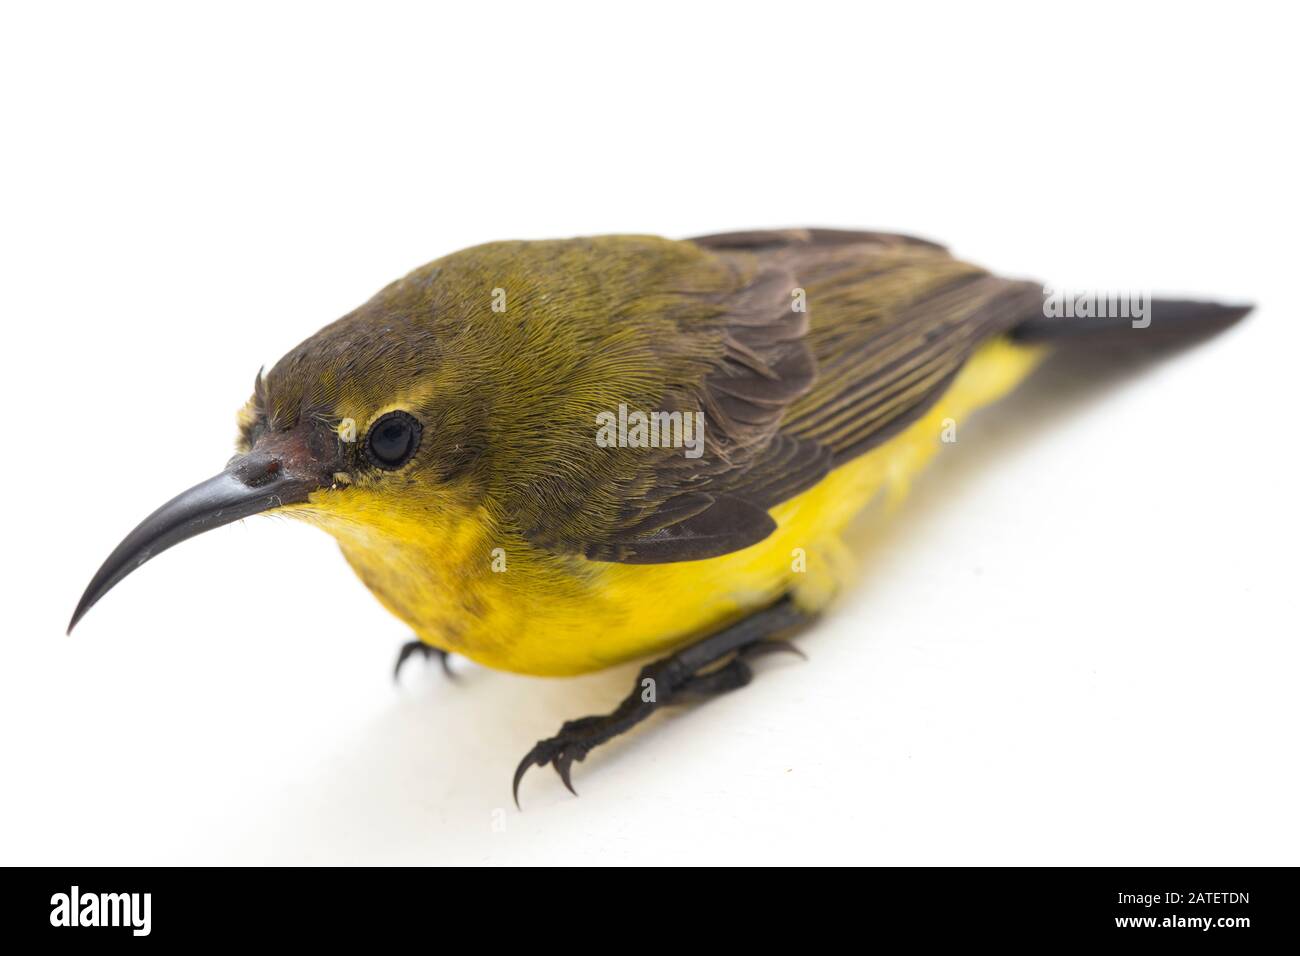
(1, 2), (1296, 865)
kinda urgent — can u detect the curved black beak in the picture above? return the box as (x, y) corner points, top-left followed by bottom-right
(67, 441), (332, 634)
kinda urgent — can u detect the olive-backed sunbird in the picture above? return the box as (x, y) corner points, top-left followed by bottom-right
(68, 228), (1250, 803)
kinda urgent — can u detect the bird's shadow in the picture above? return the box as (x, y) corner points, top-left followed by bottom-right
(220, 344), (1206, 862)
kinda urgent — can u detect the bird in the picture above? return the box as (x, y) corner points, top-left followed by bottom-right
(67, 228), (1250, 805)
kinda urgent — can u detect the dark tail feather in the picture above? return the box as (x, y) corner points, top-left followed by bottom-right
(1011, 298), (1253, 348)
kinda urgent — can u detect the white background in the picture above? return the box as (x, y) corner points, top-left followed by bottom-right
(2, 2), (1296, 865)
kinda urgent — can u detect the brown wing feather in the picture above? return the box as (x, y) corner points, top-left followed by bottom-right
(576, 258), (822, 562)
(549, 230), (1043, 564)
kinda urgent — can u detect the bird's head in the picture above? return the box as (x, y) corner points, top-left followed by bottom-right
(68, 264), (500, 634)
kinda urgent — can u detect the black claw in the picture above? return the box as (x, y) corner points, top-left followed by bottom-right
(554, 752), (580, 796)
(513, 752), (539, 809)
(436, 650), (456, 679)
(740, 639), (807, 662)
(393, 639), (456, 683)
(513, 737), (587, 807)
(393, 640), (424, 682)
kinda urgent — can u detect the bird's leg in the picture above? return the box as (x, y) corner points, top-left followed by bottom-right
(512, 596), (810, 805)
(393, 639), (456, 682)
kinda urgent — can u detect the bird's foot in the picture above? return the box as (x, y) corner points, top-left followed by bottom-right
(513, 660), (680, 804)
(512, 598), (808, 807)
(393, 639), (456, 682)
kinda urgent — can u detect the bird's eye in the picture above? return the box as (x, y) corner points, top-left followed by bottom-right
(364, 411), (422, 470)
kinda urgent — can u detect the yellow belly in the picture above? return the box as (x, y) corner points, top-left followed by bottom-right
(300, 337), (1045, 677)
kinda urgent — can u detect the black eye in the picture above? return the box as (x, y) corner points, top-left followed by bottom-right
(364, 411), (422, 470)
